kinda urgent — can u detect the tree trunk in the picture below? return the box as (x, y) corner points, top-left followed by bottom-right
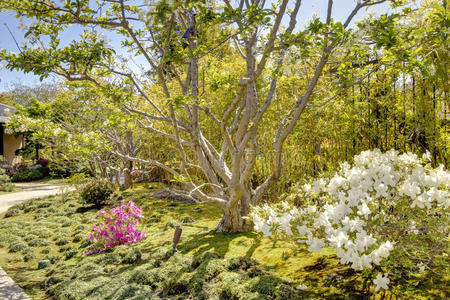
(35, 146), (40, 162)
(215, 203), (252, 233)
(115, 169), (120, 186)
(123, 168), (133, 190)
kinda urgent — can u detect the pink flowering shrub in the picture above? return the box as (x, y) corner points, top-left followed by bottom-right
(85, 201), (146, 255)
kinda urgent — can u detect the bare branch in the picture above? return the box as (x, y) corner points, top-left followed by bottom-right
(109, 149), (180, 177)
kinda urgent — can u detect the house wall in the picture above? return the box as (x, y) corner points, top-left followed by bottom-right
(3, 133), (24, 164)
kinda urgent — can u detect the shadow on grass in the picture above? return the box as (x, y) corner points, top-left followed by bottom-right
(75, 205), (98, 214)
(178, 230), (262, 258)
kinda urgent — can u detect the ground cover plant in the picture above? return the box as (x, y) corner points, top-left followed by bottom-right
(0, 184), (447, 299)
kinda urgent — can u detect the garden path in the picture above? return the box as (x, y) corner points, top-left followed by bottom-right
(0, 183), (65, 213)
(0, 182), (68, 300)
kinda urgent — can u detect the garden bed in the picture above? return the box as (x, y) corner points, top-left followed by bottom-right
(0, 185), (446, 299)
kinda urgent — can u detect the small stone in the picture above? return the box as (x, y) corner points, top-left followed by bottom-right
(38, 259), (51, 269)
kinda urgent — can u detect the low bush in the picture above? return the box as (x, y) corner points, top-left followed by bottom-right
(95, 253), (121, 265)
(54, 236), (71, 246)
(28, 238), (48, 247)
(8, 241), (28, 253)
(23, 249), (36, 262)
(72, 234), (84, 243)
(80, 178), (114, 207)
(86, 201), (146, 254)
(4, 207), (21, 218)
(65, 249), (77, 260)
(11, 166), (48, 182)
(120, 248), (142, 264)
(0, 168), (14, 192)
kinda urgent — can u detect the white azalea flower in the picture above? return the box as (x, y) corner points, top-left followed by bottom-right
(357, 202), (371, 219)
(328, 230), (348, 248)
(307, 237), (325, 253)
(373, 273), (390, 291)
(296, 225), (311, 236)
(418, 263), (426, 272)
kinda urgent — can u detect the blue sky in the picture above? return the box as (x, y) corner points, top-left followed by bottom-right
(0, 0), (393, 92)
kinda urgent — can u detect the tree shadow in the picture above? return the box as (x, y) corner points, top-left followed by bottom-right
(75, 205), (98, 213)
(178, 230), (262, 259)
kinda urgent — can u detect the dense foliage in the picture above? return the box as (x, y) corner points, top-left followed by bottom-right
(0, 168), (14, 192)
(80, 178), (114, 207)
(11, 166), (49, 182)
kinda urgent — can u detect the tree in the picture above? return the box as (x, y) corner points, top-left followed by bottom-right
(0, 0), (409, 232)
(6, 82), (147, 186)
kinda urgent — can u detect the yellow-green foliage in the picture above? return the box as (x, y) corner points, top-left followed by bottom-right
(0, 186), (447, 299)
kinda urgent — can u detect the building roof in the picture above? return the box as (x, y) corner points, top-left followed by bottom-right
(0, 103), (16, 124)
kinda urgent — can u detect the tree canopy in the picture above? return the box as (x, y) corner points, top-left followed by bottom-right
(1, 0), (447, 232)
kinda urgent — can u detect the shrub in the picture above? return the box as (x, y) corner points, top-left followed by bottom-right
(0, 168), (13, 192)
(54, 236), (71, 246)
(95, 253), (121, 265)
(8, 241), (28, 253)
(37, 158), (49, 167)
(4, 207), (21, 218)
(86, 201), (146, 254)
(128, 269), (154, 285)
(28, 238), (48, 247)
(41, 248), (51, 254)
(120, 248), (142, 264)
(23, 249), (36, 262)
(59, 245), (71, 252)
(31, 228), (53, 238)
(250, 149), (450, 292)
(44, 255), (59, 264)
(23, 234), (38, 242)
(65, 249), (77, 260)
(11, 166), (48, 182)
(72, 234), (84, 243)
(80, 178), (114, 207)
(226, 256), (258, 272)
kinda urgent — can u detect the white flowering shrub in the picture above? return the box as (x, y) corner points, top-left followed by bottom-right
(250, 149), (449, 293)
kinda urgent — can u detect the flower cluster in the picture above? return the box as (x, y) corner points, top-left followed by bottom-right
(250, 149), (449, 291)
(86, 201), (147, 254)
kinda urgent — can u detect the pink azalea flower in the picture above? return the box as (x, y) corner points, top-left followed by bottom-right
(84, 201), (146, 255)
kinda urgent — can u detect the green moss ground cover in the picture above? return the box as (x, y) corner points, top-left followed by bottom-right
(0, 185), (447, 299)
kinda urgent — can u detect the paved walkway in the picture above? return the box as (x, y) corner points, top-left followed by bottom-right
(0, 183), (64, 214)
(0, 183), (67, 300)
